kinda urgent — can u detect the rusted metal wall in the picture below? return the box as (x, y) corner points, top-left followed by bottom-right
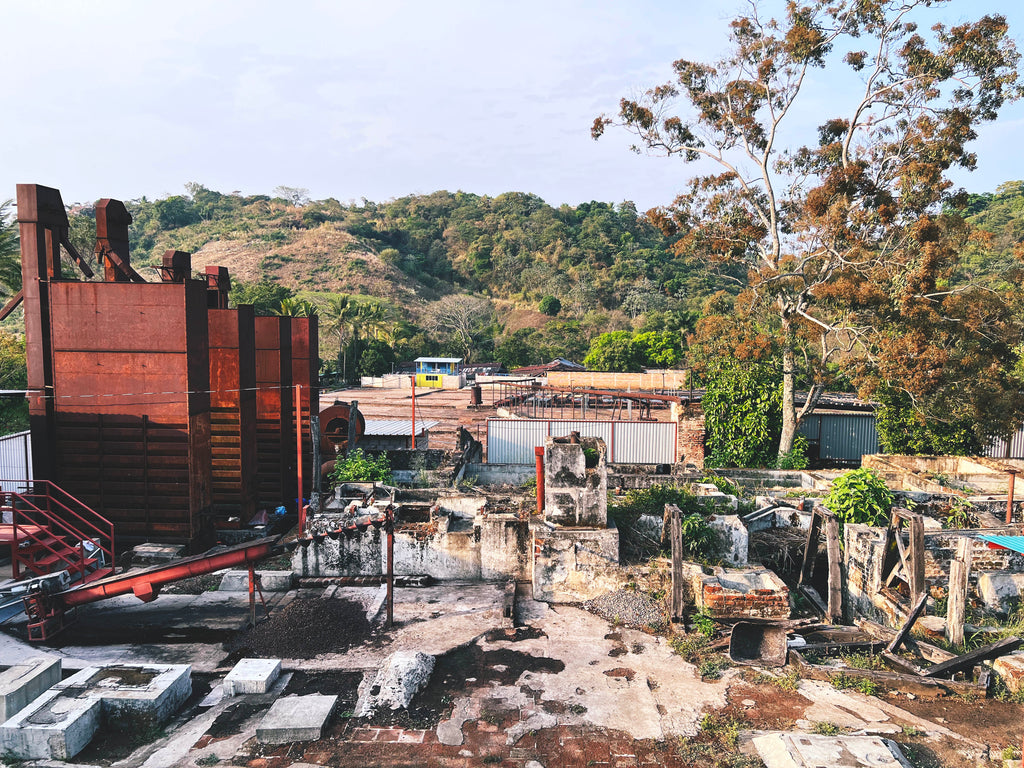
(290, 316), (318, 503)
(208, 305), (257, 523)
(48, 280), (212, 542)
(254, 316), (293, 511)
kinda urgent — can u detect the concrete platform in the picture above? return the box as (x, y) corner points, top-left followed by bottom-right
(752, 732), (912, 768)
(0, 655), (61, 722)
(0, 687), (102, 760)
(54, 663), (192, 727)
(219, 569), (295, 591)
(256, 694), (337, 744)
(224, 658), (282, 696)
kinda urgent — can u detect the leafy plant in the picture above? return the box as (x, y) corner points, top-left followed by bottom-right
(698, 657), (729, 680)
(692, 607), (715, 637)
(824, 468), (893, 527)
(811, 721), (843, 735)
(942, 498), (979, 530)
(702, 359), (783, 468)
(773, 435), (809, 470)
(830, 672), (879, 696)
(329, 448), (393, 484)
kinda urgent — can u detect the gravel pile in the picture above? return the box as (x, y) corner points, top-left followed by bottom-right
(583, 589), (666, 629)
(228, 597), (372, 659)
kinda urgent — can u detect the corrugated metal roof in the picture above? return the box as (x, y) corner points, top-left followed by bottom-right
(364, 419), (439, 436)
(978, 535), (1024, 554)
(414, 357), (463, 363)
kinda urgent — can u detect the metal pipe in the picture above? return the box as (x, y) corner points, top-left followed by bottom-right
(1008, 470), (1017, 525)
(534, 446), (545, 515)
(248, 563), (256, 628)
(410, 375), (417, 450)
(296, 384), (305, 530)
(386, 507), (394, 628)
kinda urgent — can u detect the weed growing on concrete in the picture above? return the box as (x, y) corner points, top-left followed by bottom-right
(481, 754), (503, 764)
(841, 651), (884, 670)
(1002, 745), (1023, 761)
(195, 756), (221, 767)
(752, 668), (801, 691)
(568, 703), (588, 715)
(830, 672), (879, 696)
(670, 633), (710, 663)
(991, 676), (1024, 704)
(900, 725), (924, 738)
(810, 721), (843, 735)
(698, 657), (730, 680)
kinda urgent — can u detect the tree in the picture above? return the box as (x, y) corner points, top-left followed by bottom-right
(230, 281), (294, 315)
(702, 359), (782, 468)
(0, 201), (20, 296)
(273, 186), (311, 207)
(584, 331), (645, 372)
(0, 331), (28, 434)
(276, 297), (320, 317)
(538, 295), (561, 316)
(595, 1), (1024, 457)
(423, 295), (493, 362)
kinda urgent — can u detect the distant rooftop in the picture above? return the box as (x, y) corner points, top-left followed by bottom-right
(414, 357), (463, 364)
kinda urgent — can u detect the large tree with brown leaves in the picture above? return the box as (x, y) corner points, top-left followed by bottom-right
(595, 0), (1024, 457)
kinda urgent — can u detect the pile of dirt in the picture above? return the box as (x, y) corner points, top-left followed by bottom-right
(227, 597), (372, 659)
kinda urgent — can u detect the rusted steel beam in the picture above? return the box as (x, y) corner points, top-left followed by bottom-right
(95, 199), (143, 283)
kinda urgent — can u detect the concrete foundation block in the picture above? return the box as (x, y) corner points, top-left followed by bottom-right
(219, 570), (295, 592)
(130, 542), (187, 567)
(0, 656), (61, 723)
(752, 732), (912, 767)
(977, 572), (1024, 615)
(224, 658), (282, 696)
(54, 663), (192, 728)
(993, 650), (1024, 694)
(0, 688), (102, 760)
(257, 694), (337, 744)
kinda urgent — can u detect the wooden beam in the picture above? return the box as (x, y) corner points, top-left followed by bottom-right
(670, 505), (684, 620)
(798, 509), (823, 587)
(909, 514), (925, 602)
(921, 636), (1022, 679)
(825, 515), (843, 623)
(885, 591), (928, 654)
(0, 289), (23, 322)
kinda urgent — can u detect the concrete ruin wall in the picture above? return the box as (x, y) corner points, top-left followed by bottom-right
(677, 405), (705, 469)
(291, 513), (530, 581)
(845, 523), (1024, 624)
(543, 436), (608, 526)
(531, 525), (620, 602)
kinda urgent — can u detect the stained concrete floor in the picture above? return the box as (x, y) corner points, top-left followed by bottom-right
(0, 579), (1016, 768)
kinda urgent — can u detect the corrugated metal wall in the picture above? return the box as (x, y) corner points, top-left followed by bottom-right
(986, 427), (1024, 459)
(0, 431), (33, 492)
(486, 419), (677, 464)
(797, 413), (878, 462)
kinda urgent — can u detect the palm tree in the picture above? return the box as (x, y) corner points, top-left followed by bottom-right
(276, 297), (319, 317)
(320, 294), (359, 383)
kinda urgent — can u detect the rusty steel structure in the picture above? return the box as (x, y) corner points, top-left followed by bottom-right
(14, 184), (317, 547)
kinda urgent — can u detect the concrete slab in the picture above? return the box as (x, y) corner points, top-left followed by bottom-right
(355, 651), (434, 715)
(224, 658), (282, 696)
(219, 569), (295, 592)
(993, 650), (1024, 693)
(0, 655), (61, 722)
(131, 542), (188, 567)
(0, 687), (102, 760)
(53, 663), (192, 727)
(752, 732), (912, 767)
(257, 694), (337, 744)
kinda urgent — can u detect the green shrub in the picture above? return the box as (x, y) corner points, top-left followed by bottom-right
(329, 449), (393, 484)
(824, 468), (893, 527)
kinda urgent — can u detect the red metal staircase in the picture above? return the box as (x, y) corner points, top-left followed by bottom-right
(1, 480), (116, 586)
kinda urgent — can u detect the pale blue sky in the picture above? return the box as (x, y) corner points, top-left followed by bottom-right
(4, 1), (1024, 211)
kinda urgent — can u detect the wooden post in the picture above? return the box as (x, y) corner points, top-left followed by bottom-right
(946, 537), (973, 648)
(670, 505), (685, 620)
(386, 507), (395, 628)
(825, 515), (843, 624)
(909, 514), (925, 604)
(799, 510), (823, 587)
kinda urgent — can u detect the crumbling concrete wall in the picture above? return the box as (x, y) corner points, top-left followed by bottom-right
(531, 525), (620, 602)
(291, 512), (530, 581)
(677, 405), (705, 470)
(685, 565), (790, 619)
(543, 436), (608, 527)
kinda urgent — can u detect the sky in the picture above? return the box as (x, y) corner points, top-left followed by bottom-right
(5, 0), (1024, 212)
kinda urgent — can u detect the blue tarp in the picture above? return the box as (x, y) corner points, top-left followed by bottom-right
(977, 535), (1024, 554)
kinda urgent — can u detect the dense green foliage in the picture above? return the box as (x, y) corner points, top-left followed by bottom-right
(582, 330), (683, 371)
(874, 387), (983, 456)
(702, 361), (782, 468)
(329, 449), (393, 484)
(824, 468), (894, 527)
(0, 201), (20, 296)
(609, 484), (721, 563)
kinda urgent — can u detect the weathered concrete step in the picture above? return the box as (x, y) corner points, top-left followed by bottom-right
(0, 687), (102, 760)
(0, 656), (61, 723)
(257, 694), (337, 744)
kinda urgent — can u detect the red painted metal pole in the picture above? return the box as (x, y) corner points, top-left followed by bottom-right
(386, 507), (394, 628)
(1008, 470), (1017, 525)
(296, 384), (305, 531)
(534, 446), (545, 515)
(410, 375), (417, 451)
(248, 563), (256, 628)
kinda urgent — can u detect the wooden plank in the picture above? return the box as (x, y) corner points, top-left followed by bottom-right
(885, 591), (928, 654)
(881, 651), (923, 675)
(921, 636), (1023, 679)
(798, 584), (828, 619)
(825, 515), (842, 623)
(798, 510), (822, 587)
(946, 537), (972, 648)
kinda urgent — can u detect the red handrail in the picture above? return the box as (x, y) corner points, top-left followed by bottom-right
(2, 480), (115, 583)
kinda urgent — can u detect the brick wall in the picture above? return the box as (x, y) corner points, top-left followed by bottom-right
(678, 405), (706, 470)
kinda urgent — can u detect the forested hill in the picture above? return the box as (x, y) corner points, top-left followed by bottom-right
(66, 185), (730, 321)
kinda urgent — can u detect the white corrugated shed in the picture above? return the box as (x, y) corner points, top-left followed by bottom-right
(364, 419), (439, 436)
